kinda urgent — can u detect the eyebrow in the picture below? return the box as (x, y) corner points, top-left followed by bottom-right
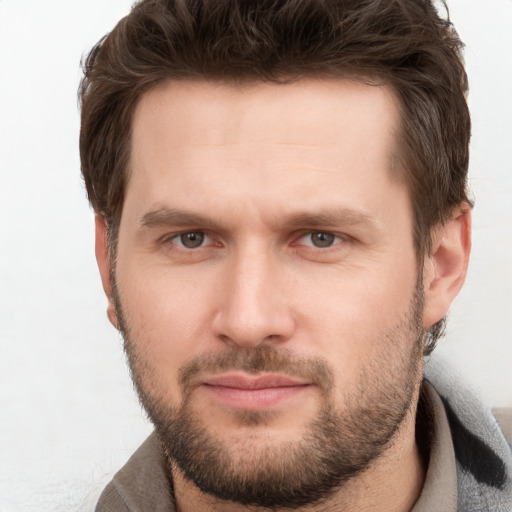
(139, 208), (220, 229)
(139, 207), (376, 231)
(278, 209), (375, 229)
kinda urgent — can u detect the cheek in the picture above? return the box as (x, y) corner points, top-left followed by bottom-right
(116, 260), (221, 386)
(293, 262), (418, 373)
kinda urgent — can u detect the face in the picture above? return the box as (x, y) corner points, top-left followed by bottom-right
(109, 79), (426, 507)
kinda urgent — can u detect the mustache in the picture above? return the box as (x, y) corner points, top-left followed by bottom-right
(179, 346), (334, 394)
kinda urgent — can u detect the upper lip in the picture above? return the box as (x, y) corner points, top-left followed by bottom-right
(202, 374), (311, 389)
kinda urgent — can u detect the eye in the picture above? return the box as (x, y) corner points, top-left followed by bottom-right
(299, 231), (343, 248)
(171, 231), (209, 249)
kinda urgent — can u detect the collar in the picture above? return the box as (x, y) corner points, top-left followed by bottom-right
(412, 381), (458, 511)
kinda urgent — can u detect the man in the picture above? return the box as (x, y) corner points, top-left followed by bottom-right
(79, 0), (511, 510)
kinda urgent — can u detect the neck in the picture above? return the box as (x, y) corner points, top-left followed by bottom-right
(172, 403), (425, 512)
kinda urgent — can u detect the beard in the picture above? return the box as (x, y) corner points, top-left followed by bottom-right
(113, 280), (425, 509)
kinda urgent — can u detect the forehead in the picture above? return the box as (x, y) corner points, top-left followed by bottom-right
(125, 78), (406, 228)
(132, 77), (400, 152)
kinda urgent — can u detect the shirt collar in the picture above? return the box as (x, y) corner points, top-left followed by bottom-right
(412, 381), (458, 511)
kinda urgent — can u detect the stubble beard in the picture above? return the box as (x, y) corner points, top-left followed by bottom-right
(113, 279), (425, 509)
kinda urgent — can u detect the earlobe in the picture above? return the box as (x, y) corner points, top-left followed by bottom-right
(423, 205), (472, 329)
(95, 216), (120, 330)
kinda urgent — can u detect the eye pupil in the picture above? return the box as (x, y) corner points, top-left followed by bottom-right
(311, 232), (335, 247)
(180, 232), (204, 248)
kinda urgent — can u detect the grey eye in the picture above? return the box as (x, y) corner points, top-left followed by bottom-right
(179, 232), (205, 248)
(310, 232), (336, 247)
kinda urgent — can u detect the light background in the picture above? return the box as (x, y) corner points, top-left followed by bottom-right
(0, 1), (511, 510)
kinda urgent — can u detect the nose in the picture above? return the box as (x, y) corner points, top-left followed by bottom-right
(212, 246), (296, 348)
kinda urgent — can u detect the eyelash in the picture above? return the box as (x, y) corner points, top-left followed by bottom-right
(295, 231), (348, 249)
(162, 230), (349, 251)
(165, 231), (215, 249)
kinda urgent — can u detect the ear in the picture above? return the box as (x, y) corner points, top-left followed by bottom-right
(423, 205), (472, 329)
(95, 216), (120, 330)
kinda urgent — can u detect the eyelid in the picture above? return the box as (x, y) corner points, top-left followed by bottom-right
(159, 229), (350, 249)
(161, 230), (214, 248)
(294, 230), (350, 248)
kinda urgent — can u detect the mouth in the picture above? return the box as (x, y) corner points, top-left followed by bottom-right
(201, 374), (313, 410)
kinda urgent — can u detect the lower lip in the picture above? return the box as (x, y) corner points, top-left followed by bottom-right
(202, 384), (311, 410)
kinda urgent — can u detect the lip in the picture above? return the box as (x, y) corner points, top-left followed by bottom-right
(201, 374), (312, 410)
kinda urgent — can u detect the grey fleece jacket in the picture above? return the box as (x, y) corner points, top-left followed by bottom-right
(423, 356), (512, 511)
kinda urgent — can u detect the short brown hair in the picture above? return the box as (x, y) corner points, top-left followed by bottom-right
(79, 0), (472, 353)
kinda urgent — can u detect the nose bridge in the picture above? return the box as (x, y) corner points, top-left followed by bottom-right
(214, 240), (293, 347)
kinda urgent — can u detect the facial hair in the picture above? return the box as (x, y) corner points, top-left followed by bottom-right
(113, 280), (425, 509)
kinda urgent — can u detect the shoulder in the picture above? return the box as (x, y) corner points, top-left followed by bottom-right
(96, 482), (130, 512)
(95, 433), (175, 512)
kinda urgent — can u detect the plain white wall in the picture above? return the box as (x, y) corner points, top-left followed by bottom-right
(0, 1), (510, 510)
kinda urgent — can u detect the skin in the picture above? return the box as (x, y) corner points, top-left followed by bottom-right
(96, 79), (471, 511)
